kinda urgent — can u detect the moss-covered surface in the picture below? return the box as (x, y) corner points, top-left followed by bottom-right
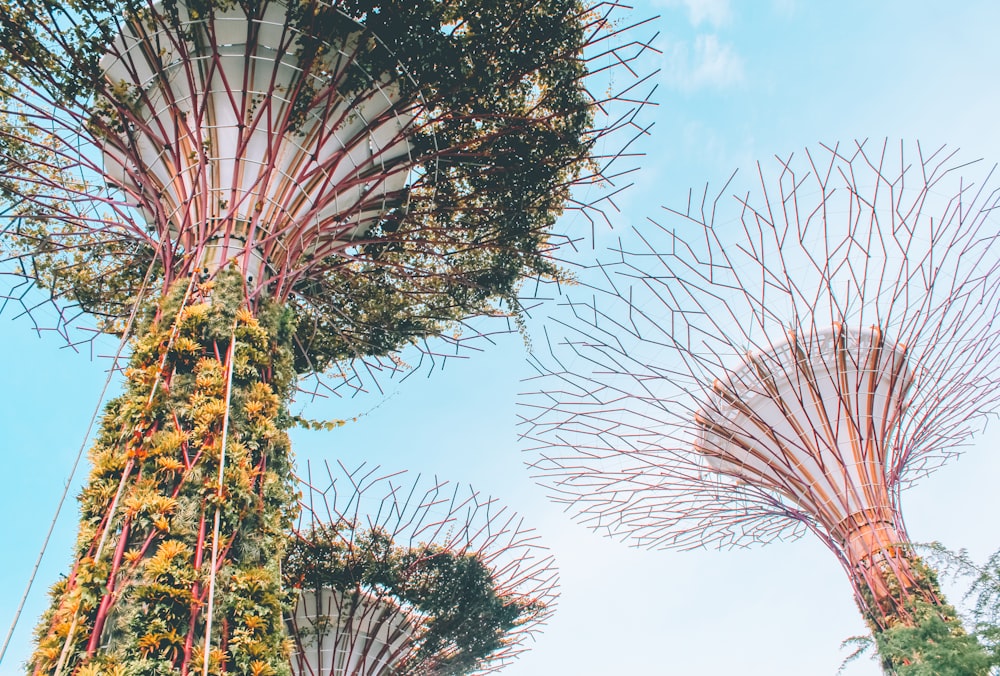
(30, 271), (298, 675)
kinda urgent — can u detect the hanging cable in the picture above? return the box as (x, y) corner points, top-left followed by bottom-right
(202, 324), (238, 676)
(0, 248), (163, 666)
(50, 272), (197, 676)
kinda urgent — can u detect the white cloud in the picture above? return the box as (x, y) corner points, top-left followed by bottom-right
(664, 34), (745, 91)
(659, 0), (733, 28)
(770, 0), (797, 18)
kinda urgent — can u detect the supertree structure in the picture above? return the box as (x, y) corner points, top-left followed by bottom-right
(519, 140), (1000, 672)
(0, 1), (653, 672)
(0, 0), (654, 363)
(285, 461), (558, 676)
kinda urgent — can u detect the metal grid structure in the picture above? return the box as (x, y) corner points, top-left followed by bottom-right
(289, 461), (559, 675)
(519, 139), (1000, 627)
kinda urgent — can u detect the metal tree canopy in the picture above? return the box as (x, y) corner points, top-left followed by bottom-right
(286, 462), (559, 675)
(0, 1), (650, 672)
(695, 324), (917, 603)
(0, 0), (655, 377)
(97, 1), (415, 285)
(519, 140), (1000, 665)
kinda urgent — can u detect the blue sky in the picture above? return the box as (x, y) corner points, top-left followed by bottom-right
(4, 1), (1000, 674)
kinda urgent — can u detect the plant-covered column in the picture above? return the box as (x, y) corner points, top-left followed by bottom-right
(865, 558), (991, 675)
(31, 270), (298, 675)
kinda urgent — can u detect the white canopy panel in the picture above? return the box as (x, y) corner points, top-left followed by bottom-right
(99, 0), (413, 270)
(695, 324), (914, 537)
(289, 587), (421, 676)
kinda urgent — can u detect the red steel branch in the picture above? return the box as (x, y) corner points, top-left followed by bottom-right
(290, 461), (560, 674)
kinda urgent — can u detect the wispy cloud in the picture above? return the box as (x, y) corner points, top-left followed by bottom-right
(770, 0), (797, 18)
(658, 0), (733, 28)
(663, 34), (745, 91)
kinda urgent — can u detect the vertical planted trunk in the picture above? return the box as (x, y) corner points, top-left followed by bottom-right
(857, 551), (991, 675)
(31, 270), (297, 675)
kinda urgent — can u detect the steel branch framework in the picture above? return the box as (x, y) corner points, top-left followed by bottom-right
(289, 461), (559, 675)
(519, 139), (1000, 627)
(0, 0), (657, 391)
(0, 2), (651, 669)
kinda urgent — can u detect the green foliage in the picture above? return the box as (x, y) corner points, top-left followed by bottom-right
(0, 0), (596, 373)
(874, 599), (991, 675)
(922, 543), (1000, 670)
(272, 0), (595, 373)
(0, 0), (135, 100)
(285, 523), (540, 674)
(395, 546), (525, 673)
(840, 553), (994, 675)
(0, 100), (40, 205)
(31, 271), (297, 675)
(289, 414), (354, 431)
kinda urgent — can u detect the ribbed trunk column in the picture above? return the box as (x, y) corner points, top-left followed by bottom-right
(832, 510), (929, 626)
